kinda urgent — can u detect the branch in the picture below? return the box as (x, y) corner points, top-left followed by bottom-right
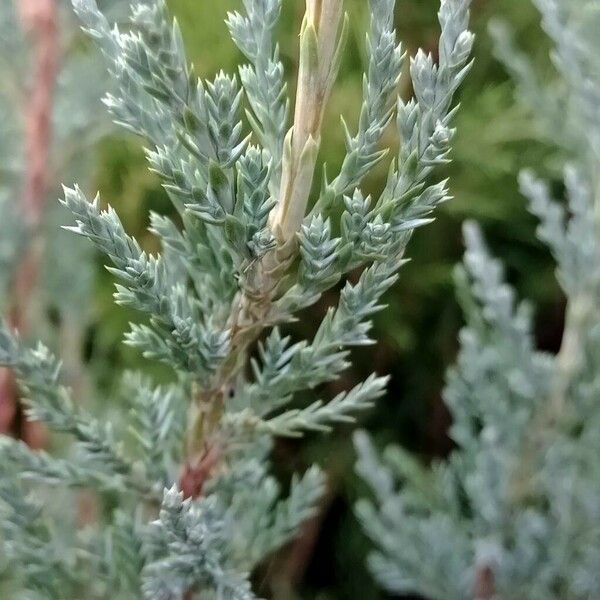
(269, 0), (347, 244)
(473, 565), (495, 600)
(18, 0), (59, 227)
(0, 0), (59, 440)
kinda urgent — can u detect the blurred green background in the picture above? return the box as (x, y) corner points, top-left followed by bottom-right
(79, 0), (563, 597)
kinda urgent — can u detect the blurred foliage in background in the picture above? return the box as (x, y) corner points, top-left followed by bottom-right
(82, 0), (561, 597)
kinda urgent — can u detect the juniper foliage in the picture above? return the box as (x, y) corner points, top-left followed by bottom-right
(355, 1), (600, 598)
(0, 0), (473, 597)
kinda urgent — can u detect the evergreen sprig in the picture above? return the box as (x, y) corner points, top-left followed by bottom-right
(356, 1), (600, 598)
(1, 0), (473, 596)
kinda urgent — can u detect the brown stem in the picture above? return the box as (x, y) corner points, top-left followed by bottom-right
(177, 444), (222, 600)
(473, 564), (495, 600)
(18, 0), (59, 228)
(0, 369), (18, 434)
(0, 0), (59, 439)
(178, 444), (221, 500)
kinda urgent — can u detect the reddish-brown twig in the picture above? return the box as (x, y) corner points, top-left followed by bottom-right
(178, 444), (221, 500)
(19, 0), (59, 227)
(473, 564), (495, 600)
(178, 444), (222, 600)
(0, 0), (59, 442)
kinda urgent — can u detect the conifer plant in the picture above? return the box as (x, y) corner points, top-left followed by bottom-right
(355, 1), (600, 598)
(0, 0), (473, 597)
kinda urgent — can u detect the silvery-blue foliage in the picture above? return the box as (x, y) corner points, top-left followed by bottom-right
(0, 0), (473, 597)
(356, 1), (600, 598)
